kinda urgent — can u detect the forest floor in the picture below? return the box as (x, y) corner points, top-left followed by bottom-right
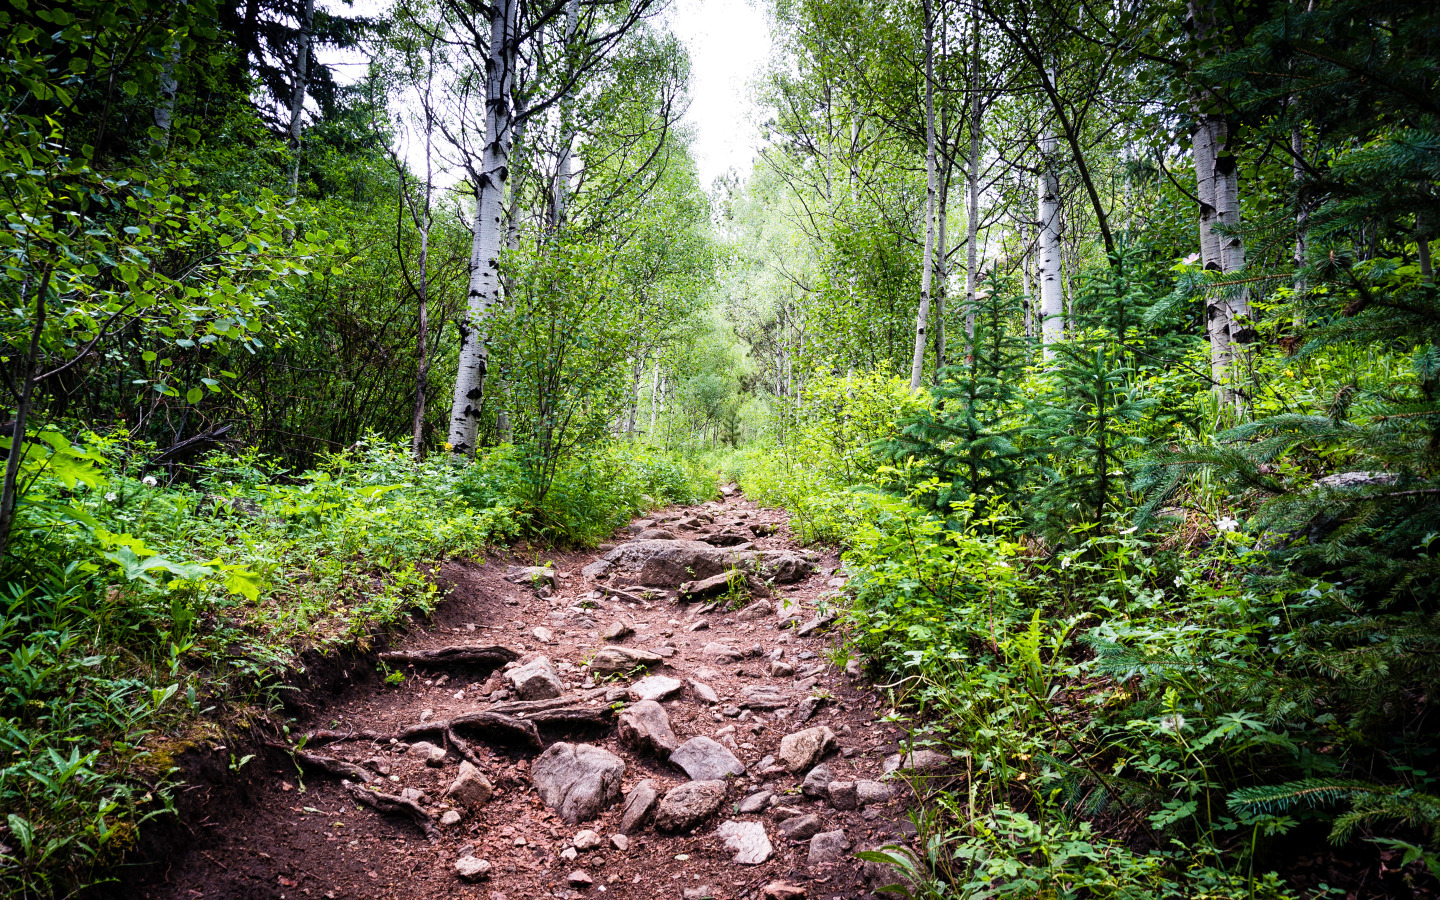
(122, 490), (917, 900)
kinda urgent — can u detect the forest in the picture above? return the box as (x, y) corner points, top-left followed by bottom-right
(1, 0), (1438, 895)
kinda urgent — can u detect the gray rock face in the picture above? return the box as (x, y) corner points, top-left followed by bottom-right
(634, 528), (677, 540)
(776, 813), (823, 842)
(802, 763), (834, 798)
(882, 749), (949, 774)
(827, 780), (857, 810)
(690, 680), (720, 705)
(736, 599), (775, 621)
(601, 621), (633, 641)
(582, 559), (612, 579)
(678, 571), (743, 602)
(408, 740), (447, 766)
(601, 539), (740, 587)
(796, 614), (837, 637)
(670, 736), (745, 780)
(628, 674), (683, 702)
(701, 642), (743, 663)
(777, 726), (838, 772)
(620, 779), (659, 834)
(808, 829), (851, 866)
(506, 656), (564, 701)
(445, 761), (494, 810)
(716, 819), (774, 864)
(738, 790), (773, 814)
(617, 699), (680, 757)
(654, 780), (727, 832)
(504, 565), (555, 586)
(740, 685), (790, 710)
(530, 742), (625, 823)
(745, 550), (813, 584)
(589, 645), (663, 678)
(856, 780), (892, 806)
(455, 856), (492, 881)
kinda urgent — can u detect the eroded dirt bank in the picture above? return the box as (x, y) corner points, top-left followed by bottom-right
(123, 490), (925, 900)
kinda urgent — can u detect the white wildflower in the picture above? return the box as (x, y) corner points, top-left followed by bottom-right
(1120, 526), (1138, 535)
(141, 476), (158, 487)
(104, 492), (118, 503)
(1216, 516), (1239, 533)
(1060, 556), (1072, 570)
(1158, 714), (1187, 734)
(1174, 575), (1184, 588)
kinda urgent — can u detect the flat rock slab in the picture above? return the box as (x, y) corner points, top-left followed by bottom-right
(740, 685), (790, 710)
(808, 829), (851, 866)
(504, 565), (555, 586)
(617, 699), (679, 757)
(531, 742), (625, 823)
(628, 674), (682, 702)
(777, 726), (838, 772)
(670, 736), (745, 781)
(716, 819), (774, 865)
(590, 645), (663, 678)
(654, 780), (727, 832)
(620, 779), (659, 834)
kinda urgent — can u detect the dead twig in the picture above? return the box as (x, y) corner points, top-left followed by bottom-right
(378, 644), (518, 669)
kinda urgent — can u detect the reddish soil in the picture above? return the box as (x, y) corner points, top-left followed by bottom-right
(123, 492), (915, 900)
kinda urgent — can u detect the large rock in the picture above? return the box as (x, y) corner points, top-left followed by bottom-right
(620, 779), (659, 833)
(445, 761), (494, 810)
(744, 550), (813, 584)
(856, 780), (892, 806)
(530, 742), (625, 823)
(882, 749), (949, 775)
(777, 726), (838, 772)
(700, 529), (754, 547)
(740, 685), (790, 710)
(808, 829), (851, 866)
(634, 528), (677, 540)
(654, 780), (727, 832)
(601, 539), (741, 587)
(506, 656), (563, 700)
(617, 700), (679, 757)
(701, 642), (743, 664)
(716, 820), (774, 864)
(589, 645), (663, 678)
(628, 675), (683, 702)
(670, 736), (745, 781)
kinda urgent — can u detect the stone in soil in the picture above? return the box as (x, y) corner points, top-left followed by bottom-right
(654, 779), (728, 832)
(634, 528), (676, 540)
(715, 819), (774, 864)
(777, 726), (838, 772)
(504, 565), (555, 586)
(568, 869), (593, 887)
(610, 833), (629, 850)
(616, 699), (680, 757)
(747, 550), (813, 584)
(445, 760), (494, 809)
(738, 790), (773, 814)
(689, 679), (720, 705)
(669, 736), (745, 780)
(701, 641), (742, 663)
(602, 539), (739, 586)
(628, 674), (682, 702)
(796, 615), (836, 637)
(762, 882), (806, 900)
(440, 810), (462, 827)
(506, 656), (564, 700)
(530, 742), (625, 823)
(776, 813), (824, 842)
(678, 570), (742, 602)
(802, 763), (834, 798)
(455, 856), (492, 882)
(807, 829), (851, 866)
(572, 829), (602, 851)
(740, 685), (789, 710)
(857, 780), (892, 805)
(620, 779), (659, 833)
(882, 749), (950, 774)
(532, 625), (554, 642)
(827, 780), (857, 810)
(736, 599), (774, 621)
(600, 620), (633, 641)
(589, 645), (663, 678)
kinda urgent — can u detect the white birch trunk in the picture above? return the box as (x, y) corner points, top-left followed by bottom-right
(934, 174), (948, 377)
(152, 43), (180, 150)
(448, 0), (517, 454)
(549, 0), (581, 231)
(964, 96), (981, 359)
(909, 0), (938, 391)
(1037, 88), (1064, 359)
(286, 0), (315, 198)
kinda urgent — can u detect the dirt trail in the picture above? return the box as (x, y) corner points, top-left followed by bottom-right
(128, 491), (919, 900)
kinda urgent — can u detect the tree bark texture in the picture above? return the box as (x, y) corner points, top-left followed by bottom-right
(909, 0), (938, 391)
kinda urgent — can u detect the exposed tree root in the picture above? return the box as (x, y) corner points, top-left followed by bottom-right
(377, 645), (518, 669)
(444, 727), (486, 767)
(291, 747), (375, 783)
(341, 780), (438, 840)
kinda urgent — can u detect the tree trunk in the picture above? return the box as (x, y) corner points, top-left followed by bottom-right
(934, 167), (948, 379)
(1038, 79), (1064, 359)
(548, 0), (581, 232)
(152, 42), (181, 151)
(286, 0), (315, 198)
(448, 0), (518, 455)
(909, 0), (938, 391)
(0, 268), (51, 563)
(964, 93), (981, 360)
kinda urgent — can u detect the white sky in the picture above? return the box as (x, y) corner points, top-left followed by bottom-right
(317, 0), (770, 191)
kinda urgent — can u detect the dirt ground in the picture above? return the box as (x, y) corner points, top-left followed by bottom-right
(122, 490), (918, 900)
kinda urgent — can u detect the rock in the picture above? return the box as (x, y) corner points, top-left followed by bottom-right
(455, 856), (492, 881)
(530, 742), (625, 823)
(654, 780), (728, 832)
(882, 749), (949, 775)
(745, 550), (813, 584)
(572, 829), (602, 851)
(407, 740), (445, 766)
(400, 786), (427, 804)
(628, 674), (683, 702)
(690, 680), (720, 705)
(532, 626), (554, 643)
(686, 620), (709, 632)
(620, 779), (659, 833)
(845, 659), (862, 678)
(506, 656), (564, 701)
(739, 685), (789, 710)
(770, 661), (795, 678)
(802, 763), (834, 798)
(670, 736), (745, 781)
(701, 529), (754, 547)
(762, 882), (806, 900)
(827, 780), (857, 810)
(679, 571), (743, 602)
(716, 819), (774, 864)
(617, 699), (680, 757)
(738, 790), (773, 814)
(568, 869), (593, 887)
(702, 642), (743, 663)
(792, 696), (822, 724)
(602, 539), (741, 587)
(777, 726), (838, 772)
(736, 599), (774, 621)
(582, 559), (612, 579)
(505, 565), (555, 586)
(634, 528), (677, 540)
(856, 780), (892, 806)
(445, 761), (494, 810)
(684, 889), (717, 900)
(600, 621), (633, 642)
(777, 814), (823, 842)
(610, 833), (629, 851)
(770, 805), (806, 821)
(796, 615), (837, 638)
(808, 829), (851, 866)
(589, 645), (663, 678)
(440, 809), (462, 827)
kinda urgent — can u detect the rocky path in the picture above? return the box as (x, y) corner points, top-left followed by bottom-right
(130, 490), (926, 900)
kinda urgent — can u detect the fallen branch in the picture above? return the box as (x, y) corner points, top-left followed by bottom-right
(378, 645), (518, 669)
(292, 748), (375, 784)
(342, 780), (438, 840)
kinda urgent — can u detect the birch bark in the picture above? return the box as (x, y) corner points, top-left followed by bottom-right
(1037, 79), (1064, 359)
(286, 0), (315, 198)
(909, 0), (938, 391)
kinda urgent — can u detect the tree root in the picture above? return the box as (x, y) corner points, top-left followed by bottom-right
(342, 780), (438, 840)
(444, 727), (486, 767)
(377, 644), (518, 669)
(292, 748), (375, 783)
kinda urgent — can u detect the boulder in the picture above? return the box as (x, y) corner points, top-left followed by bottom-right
(654, 780), (728, 832)
(700, 529), (754, 547)
(634, 528), (677, 540)
(856, 780), (892, 806)
(670, 736), (745, 781)
(807, 829), (851, 866)
(506, 656), (563, 701)
(620, 779), (659, 834)
(777, 726), (838, 772)
(617, 700), (680, 757)
(445, 761), (494, 810)
(801, 763), (834, 798)
(601, 539), (741, 587)
(530, 742), (625, 823)
(589, 645), (663, 678)
(882, 749), (949, 775)
(715, 819), (774, 864)
(744, 550), (813, 584)
(582, 559), (612, 580)
(827, 780), (857, 810)
(628, 675), (683, 702)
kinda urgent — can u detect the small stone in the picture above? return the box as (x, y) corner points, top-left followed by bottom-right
(738, 790), (773, 814)
(686, 620), (709, 632)
(601, 621), (633, 641)
(856, 780), (892, 806)
(455, 856), (492, 882)
(440, 810), (462, 827)
(736, 599), (774, 621)
(801, 764), (834, 798)
(401, 787), (427, 805)
(446, 761), (494, 809)
(670, 736), (745, 781)
(721, 706), (741, 717)
(827, 781), (857, 810)
(533, 626), (554, 643)
(684, 889), (716, 900)
(419, 708), (434, 722)
(572, 829), (602, 851)
(715, 819), (774, 864)
(770, 661), (794, 678)
(620, 779), (659, 833)
(882, 749), (950, 774)
(807, 829), (851, 866)
(777, 726), (838, 772)
(845, 658), (861, 678)
(609, 833), (629, 851)
(408, 740), (446, 767)
(690, 680), (720, 705)
(506, 656), (564, 701)
(505, 565), (555, 586)
(589, 645), (664, 678)
(654, 780), (728, 832)
(530, 742), (626, 823)
(701, 642), (743, 663)
(628, 674), (683, 702)
(762, 882), (806, 900)
(561, 846), (578, 861)
(567, 869), (593, 887)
